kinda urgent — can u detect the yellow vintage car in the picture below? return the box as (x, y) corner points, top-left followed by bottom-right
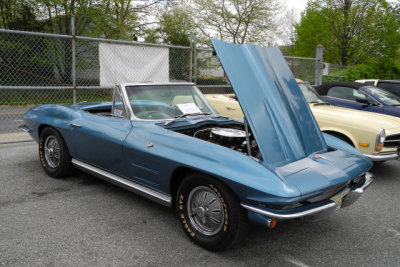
(205, 82), (400, 162)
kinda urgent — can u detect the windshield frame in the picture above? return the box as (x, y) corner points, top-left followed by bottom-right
(121, 83), (217, 121)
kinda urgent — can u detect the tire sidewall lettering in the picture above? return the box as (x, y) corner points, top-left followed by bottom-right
(178, 180), (229, 241)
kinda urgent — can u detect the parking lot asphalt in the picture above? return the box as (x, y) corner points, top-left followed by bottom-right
(0, 107), (29, 134)
(1, 142), (399, 266)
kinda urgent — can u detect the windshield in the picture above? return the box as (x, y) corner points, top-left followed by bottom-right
(363, 87), (400, 106)
(298, 83), (326, 103)
(125, 85), (216, 120)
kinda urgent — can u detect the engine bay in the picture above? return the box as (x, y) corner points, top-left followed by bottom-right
(176, 124), (261, 159)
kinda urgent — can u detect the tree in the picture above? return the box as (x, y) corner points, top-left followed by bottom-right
(277, 8), (298, 55)
(0, 0), (46, 31)
(144, 3), (195, 46)
(90, 0), (138, 40)
(159, 6), (194, 46)
(188, 0), (282, 45)
(391, 1), (400, 23)
(294, 0), (400, 66)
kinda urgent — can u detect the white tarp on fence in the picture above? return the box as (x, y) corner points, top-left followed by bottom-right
(99, 43), (169, 86)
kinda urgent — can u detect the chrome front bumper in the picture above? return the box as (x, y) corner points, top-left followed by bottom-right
(364, 152), (399, 161)
(242, 172), (374, 222)
(340, 172), (374, 208)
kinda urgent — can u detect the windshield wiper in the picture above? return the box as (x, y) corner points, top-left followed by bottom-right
(164, 112), (211, 126)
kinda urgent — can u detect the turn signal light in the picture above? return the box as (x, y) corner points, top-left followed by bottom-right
(359, 142), (369, 147)
(267, 218), (277, 229)
(376, 144), (383, 151)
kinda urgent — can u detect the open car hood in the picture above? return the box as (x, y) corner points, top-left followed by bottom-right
(211, 39), (327, 168)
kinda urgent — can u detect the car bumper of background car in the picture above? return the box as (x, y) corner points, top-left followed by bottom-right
(364, 151), (399, 161)
(241, 172), (374, 227)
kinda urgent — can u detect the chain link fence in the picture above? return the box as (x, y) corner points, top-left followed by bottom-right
(285, 57), (318, 84)
(195, 48), (322, 95)
(322, 63), (346, 82)
(1, 22), (322, 144)
(0, 26), (192, 143)
(195, 48), (232, 95)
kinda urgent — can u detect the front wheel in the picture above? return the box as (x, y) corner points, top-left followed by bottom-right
(176, 173), (247, 251)
(39, 127), (73, 178)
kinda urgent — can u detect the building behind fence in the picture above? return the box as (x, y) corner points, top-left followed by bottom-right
(0, 18), (327, 143)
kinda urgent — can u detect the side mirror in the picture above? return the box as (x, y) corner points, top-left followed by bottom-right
(355, 97), (369, 105)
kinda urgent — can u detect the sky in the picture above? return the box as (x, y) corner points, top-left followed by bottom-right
(285, 0), (308, 18)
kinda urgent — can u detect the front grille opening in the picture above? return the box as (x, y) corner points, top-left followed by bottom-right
(384, 134), (400, 148)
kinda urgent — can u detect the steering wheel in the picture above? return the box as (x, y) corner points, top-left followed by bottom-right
(169, 105), (184, 116)
(136, 111), (171, 119)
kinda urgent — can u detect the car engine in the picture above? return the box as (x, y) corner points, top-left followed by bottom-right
(179, 126), (261, 159)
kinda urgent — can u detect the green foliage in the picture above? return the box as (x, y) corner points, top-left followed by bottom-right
(142, 5), (195, 81)
(144, 4), (194, 46)
(322, 75), (346, 83)
(294, 0), (400, 66)
(324, 60), (400, 82)
(0, 0), (147, 39)
(90, 0), (139, 40)
(0, 89), (111, 105)
(159, 7), (194, 46)
(0, 0), (46, 31)
(339, 61), (400, 81)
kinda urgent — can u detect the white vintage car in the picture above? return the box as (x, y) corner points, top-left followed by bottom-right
(205, 82), (400, 162)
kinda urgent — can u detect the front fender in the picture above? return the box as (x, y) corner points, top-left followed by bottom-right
(23, 104), (74, 142)
(123, 123), (302, 203)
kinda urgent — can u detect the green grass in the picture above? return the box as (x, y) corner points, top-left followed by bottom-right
(0, 89), (112, 105)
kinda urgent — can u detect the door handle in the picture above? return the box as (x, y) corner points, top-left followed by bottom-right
(226, 107), (236, 110)
(69, 123), (82, 128)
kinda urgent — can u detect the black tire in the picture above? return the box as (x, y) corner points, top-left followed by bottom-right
(39, 127), (73, 178)
(176, 173), (247, 251)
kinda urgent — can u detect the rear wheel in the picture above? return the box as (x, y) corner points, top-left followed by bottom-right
(39, 127), (73, 178)
(176, 173), (247, 251)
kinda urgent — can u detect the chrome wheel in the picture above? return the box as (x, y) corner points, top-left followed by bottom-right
(44, 135), (60, 168)
(187, 186), (225, 236)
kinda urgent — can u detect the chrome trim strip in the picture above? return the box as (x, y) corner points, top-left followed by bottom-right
(71, 159), (172, 207)
(120, 82), (195, 87)
(240, 202), (337, 220)
(116, 85), (134, 120)
(386, 133), (400, 137)
(385, 132), (400, 140)
(363, 152), (399, 161)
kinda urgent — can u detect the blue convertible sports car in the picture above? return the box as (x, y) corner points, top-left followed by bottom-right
(21, 39), (373, 251)
(316, 81), (400, 117)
